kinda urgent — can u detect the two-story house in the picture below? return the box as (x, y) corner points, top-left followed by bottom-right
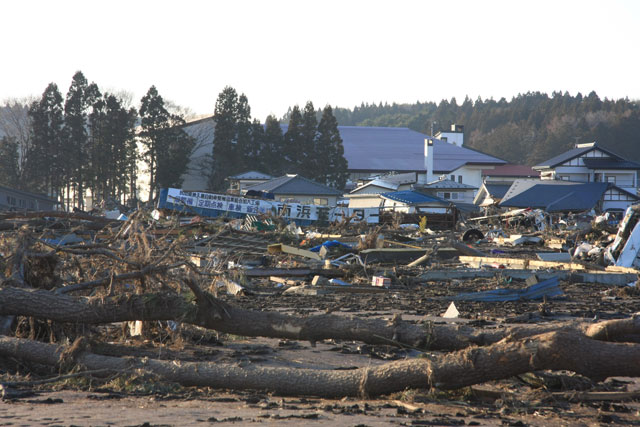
(533, 142), (639, 189)
(532, 141), (640, 212)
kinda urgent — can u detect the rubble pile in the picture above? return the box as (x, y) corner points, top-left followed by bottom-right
(0, 204), (639, 425)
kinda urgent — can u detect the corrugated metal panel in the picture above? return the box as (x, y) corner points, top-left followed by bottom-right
(452, 276), (563, 302)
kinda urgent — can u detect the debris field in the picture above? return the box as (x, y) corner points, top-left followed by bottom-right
(0, 205), (639, 426)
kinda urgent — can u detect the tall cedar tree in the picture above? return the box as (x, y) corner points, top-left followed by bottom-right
(64, 71), (101, 209)
(236, 94), (252, 172)
(209, 87), (239, 190)
(249, 119), (266, 172)
(283, 105), (304, 174)
(88, 94), (138, 204)
(300, 101), (318, 179)
(263, 115), (285, 176)
(209, 87), (260, 190)
(27, 83), (65, 198)
(139, 86), (194, 201)
(316, 105), (348, 189)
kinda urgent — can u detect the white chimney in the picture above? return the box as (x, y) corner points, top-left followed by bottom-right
(423, 138), (434, 184)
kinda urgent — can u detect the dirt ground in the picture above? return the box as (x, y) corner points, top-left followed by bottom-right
(2, 275), (640, 426)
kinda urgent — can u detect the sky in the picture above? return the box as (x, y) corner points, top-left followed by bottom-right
(1, 0), (639, 121)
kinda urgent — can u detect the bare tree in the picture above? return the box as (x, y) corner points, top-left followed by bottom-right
(0, 97), (36, 185)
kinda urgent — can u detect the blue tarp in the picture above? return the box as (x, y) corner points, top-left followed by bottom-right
(309, 240), (353, 252)
(451, 276), (563, 302)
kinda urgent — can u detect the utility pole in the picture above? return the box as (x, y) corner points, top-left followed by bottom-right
(430, 121), (437, 136)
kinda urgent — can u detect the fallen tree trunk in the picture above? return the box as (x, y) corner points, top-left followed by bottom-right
(1, 287), (639, 351)
(0, 330), (638, 397)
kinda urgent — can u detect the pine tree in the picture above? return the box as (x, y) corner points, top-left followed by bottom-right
(26, 83), (65, 199)
(263, 115), (284, 175)
(236, 94), (252, 172)
(283, 105), (303, 173)
(64, 71), (100, 209)
(155, 116), (194, 191)
(316, 105), (348, 189)
(209, 86), (239, 190)
(248, 119), (266, 172)
(139, 86), (194, 200)
(89, 94), (138, 204)
(300, 101), (318, 179)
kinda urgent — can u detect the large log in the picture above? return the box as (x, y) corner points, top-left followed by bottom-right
(0, 330), (639, 397)
(1, 287), (639, 350)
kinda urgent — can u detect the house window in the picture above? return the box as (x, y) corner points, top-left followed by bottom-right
(450, 175), (455, 181)
(606, 176), (616, 184)
(6, 196), (16, 206)
(440, 192), (459, 200)
(313, 198), (328, 205)
(559, 175), (570, 181)
(458, 175), (462, 184)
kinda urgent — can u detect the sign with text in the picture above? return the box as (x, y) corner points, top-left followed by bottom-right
(163, 188), (379, 223)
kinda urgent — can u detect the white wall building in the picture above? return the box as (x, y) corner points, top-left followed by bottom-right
(533, 142), (639, 192)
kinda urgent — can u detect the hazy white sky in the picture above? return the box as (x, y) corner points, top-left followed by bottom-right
(2, 0), (639, 120)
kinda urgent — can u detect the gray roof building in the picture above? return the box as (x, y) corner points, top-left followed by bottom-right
(0, 185), (60, 211)
(245, 174), (342, 196)
(178, 118), (506, 192)
(534, 142), (640, 170)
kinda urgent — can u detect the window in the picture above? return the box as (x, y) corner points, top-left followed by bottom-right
(450, 175), (455, 181)
(6, 196), (16, 206)
(559, 175), (570, 181)
(439, 192), (459, 200)
(606, 176), (616, 184)
(458, 175), (463, 184)
(313, 198), (328, 205)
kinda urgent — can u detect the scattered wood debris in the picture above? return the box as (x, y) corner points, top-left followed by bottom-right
(0, 203), (639, 425)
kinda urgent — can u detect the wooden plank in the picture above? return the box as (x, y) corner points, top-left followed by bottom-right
(459, 256), (587, 271)
(267, 244), (321, 261)
(243, 268), (344, 278)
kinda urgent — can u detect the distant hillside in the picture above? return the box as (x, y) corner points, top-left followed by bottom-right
(329, 92), (640, 166)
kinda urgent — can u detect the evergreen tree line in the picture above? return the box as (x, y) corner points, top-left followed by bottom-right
(209, 86), (348, 191)
(0, 72), (194, 209)
(330, 91), (640, 166)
